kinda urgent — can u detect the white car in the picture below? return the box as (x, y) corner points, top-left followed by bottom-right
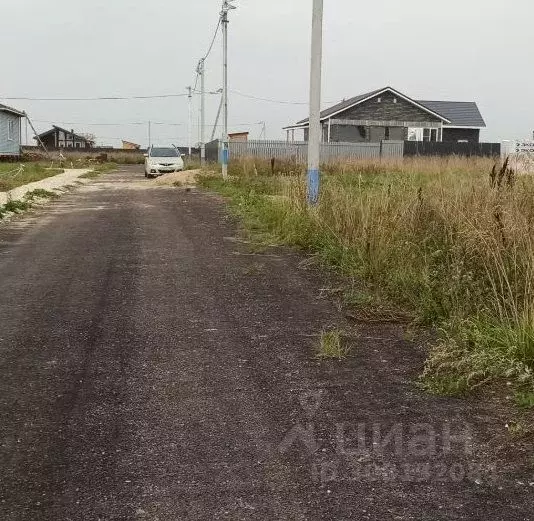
(144, 147), (185, 178)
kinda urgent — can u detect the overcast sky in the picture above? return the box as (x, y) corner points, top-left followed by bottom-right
(1, 0), (532, 147)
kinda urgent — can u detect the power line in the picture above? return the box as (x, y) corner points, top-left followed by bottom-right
(1, 93), (189, 101)
(229, 90), (309, 105)
(33, 119), (186, 127)
(192, 18), (222, 93)
(33, 118), (261, 128)
(202, 19), (221, 61)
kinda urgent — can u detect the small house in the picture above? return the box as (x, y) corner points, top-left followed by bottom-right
(229, 132), (249, 142)
(34, 125), (95, 149)
(0, 103), (24, 157)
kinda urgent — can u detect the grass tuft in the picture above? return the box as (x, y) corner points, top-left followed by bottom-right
(24, 189), (58, 200)
(316, 329), (349, 360)
(515, 391), (534, 409)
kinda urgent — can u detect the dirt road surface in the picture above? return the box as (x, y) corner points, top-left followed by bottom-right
(0, 166), (532, 520)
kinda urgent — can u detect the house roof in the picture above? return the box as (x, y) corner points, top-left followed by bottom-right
(416, 100), (486, 127)
(286, 87), (484, 129)
(34, 125), (94, 142)
(295, 87), (385, 125)
(0, 103), (25, 117)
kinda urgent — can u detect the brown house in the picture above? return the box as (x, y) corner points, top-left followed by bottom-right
(34, 125), (95, 149)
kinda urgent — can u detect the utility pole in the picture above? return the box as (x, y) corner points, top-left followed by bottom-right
(307, 0), (324, 205)
(187, 86), (192, 156)
(221, 0), (236, 178)
(211, 92), (224, 142)
(259, 121), (266, 140)
(24, 112), (50, 158)
(148, 120), (152, 148)
(197, 58), (206, 166)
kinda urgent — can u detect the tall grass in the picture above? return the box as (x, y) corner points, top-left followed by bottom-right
(200, 156), (534, 394)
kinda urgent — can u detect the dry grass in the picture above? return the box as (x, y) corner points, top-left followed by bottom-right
(22, 150), (145, 166)
(200, 155), (534, 395)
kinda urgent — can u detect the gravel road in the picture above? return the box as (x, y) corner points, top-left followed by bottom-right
(0, 166), (532, 520)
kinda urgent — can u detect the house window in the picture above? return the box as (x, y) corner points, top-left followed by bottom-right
(423, 128), (439, 142)
(377, 97), (382, 103)
(7, 120), (15, 141)
(393, 98), (398, 104)
(384, 127), (390, 140)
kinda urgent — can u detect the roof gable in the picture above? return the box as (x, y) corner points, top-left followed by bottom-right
(291, 87), (452, 128)
(0, 103), (25, 117)
(35, 125), (94, 142)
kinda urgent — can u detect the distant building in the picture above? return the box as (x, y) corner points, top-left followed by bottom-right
(229, 132), (249, 142)
(0, 103), (24, 156)
(122, 140), (141, 150)
(284, 86), (486, 144)
(34, 125), (95, 149)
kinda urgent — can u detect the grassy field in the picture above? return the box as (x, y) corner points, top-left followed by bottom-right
(0, 161), (122, 191)
(0, 163), (65, 192)
(200, 156), (534, 401)
(22, 150), (146, 165)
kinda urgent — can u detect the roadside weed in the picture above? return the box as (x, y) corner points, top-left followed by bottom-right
(24, 189), (58, 200)
(515, 391), (534, 409)
(316, 329), (349, 360)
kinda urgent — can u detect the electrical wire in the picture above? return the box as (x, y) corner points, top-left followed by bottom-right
(1, 93), (189, 101)
(202, 18), (221, 61)
(229, 90), (308, 105)
(192, 14), (221, 92)
(32, 119), (259, 128)
(33, 119), (185, 127)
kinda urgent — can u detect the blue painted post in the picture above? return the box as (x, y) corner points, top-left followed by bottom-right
(307, 0), (324, 205)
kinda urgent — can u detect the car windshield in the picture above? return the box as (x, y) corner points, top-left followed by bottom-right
(150, 148), (179, 157)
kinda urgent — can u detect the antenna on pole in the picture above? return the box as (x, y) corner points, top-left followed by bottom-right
(221, 0), (237, 179)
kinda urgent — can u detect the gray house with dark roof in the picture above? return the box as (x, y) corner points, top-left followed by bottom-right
(284, 86), (486, 144)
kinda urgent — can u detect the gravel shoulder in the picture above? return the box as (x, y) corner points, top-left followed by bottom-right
(0, 165), (532, 520)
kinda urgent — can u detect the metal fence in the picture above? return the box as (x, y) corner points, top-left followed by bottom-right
(206, 139), (404, 163)
(404, 141), (501, 157)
